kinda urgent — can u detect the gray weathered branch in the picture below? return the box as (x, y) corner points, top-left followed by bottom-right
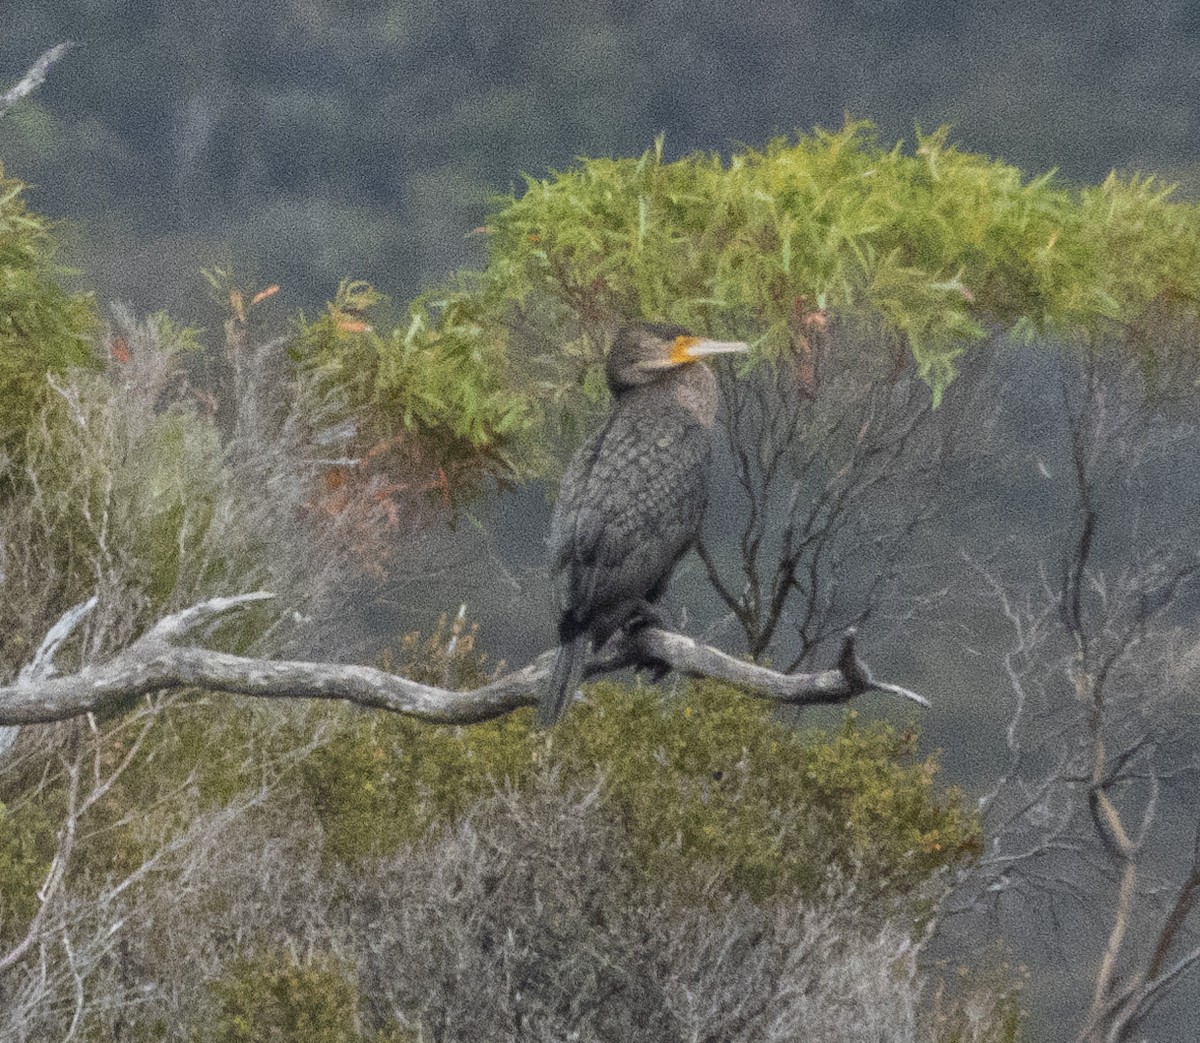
(0, 43), (76, 120)
(0, 593), (928, 728)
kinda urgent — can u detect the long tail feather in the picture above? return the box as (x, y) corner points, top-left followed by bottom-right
(538, 634), (589, 727)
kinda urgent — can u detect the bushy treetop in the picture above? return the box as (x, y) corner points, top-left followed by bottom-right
(412, 121), (1200, 424)
(12, 123), (1194, 494)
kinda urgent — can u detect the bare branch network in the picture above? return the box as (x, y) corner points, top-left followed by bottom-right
(0, 593), (928, 728)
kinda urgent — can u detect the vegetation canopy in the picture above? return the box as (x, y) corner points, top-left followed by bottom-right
(398, 120), (1200, 464)
(252, 123), (1200, 493)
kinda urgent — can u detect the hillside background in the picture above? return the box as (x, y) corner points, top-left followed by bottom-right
(2, 0), (1198, 320)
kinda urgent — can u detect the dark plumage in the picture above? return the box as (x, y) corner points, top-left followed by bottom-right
(538, 323), (749, 726)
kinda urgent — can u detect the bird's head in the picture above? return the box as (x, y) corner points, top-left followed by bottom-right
(605, 323), (750, 394)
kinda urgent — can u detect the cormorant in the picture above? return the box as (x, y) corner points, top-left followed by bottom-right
(538, 323), (750, 726)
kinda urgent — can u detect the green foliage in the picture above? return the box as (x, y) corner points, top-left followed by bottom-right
(292, 279), (534, 491)
(70, 703), (271, 882)
(3, 0), (1196, 338)
(417, 122), (1200, 410)
(209, 951), (409, 1043)
(0, 798), (58, 939)
(80, 619), (959, 906)
(0, 163), (97, 467)
(297, 711), (533, 865)
(68, 124), (1194, 507)
(293, 610), (526, 863)
(298, 707), (534, 864)
(292, 625), (979, 905)
(559, 680), (982, 902)
(0, 613), (992, 1036)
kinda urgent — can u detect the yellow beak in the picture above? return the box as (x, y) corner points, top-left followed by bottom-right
(668, 335), (751, 365)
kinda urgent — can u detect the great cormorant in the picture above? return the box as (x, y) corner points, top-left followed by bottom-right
(538, 323), (750, 726)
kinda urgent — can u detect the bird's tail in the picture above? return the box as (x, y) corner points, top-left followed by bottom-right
(538, 633), (589, 728)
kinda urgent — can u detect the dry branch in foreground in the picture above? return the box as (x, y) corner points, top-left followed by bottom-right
(0, 593), (928, 727)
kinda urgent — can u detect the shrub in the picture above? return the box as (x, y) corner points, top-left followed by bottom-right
(467, 123), (1200, 406)
(0, 651), (1000, 1041)
(0, 162), (96, 471)
(0, 798), (58, 941)
(291, 278), (533, 501)
(0, 304), (355, 683)
(922, 952), (1027, 1043)
(209, 951), (410, 1043)
(292, 631), (979, 910)
(350, 781), (942, 1043)
(559, 680), (982, 904)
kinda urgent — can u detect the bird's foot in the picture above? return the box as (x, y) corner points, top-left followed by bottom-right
(623, 603), (673, 681)
(641, 660), (672, 683)
(624, 601), (670, 633)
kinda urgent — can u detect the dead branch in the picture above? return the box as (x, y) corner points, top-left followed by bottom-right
(939, 348), (1200, 1043)
(0, 593), (928, 728)
(0, 43), (76, 120)
(706, 345), (947, 670)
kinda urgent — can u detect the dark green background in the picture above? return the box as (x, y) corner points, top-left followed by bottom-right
(2, 0), (1198, 319)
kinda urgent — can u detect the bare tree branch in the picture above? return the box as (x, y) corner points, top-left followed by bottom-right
(0, 43), (76, 120)
(940, 347), (1200, 1043)
(0, 596), (99, 757)
(707, 342), (948, 669)
(0, 594), (928, 728)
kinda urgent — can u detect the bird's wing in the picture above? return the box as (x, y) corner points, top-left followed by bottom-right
(551, 409), (711, 639)
(548, 446), (592, 571)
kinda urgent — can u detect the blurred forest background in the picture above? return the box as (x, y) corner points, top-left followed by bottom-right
(2, 0), (1199, 318)
(3, 2), (1200, 1041)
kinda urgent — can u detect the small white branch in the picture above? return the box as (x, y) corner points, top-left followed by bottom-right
(0, 594), (929, 727)
(0, 42), (76, 120)
(19, 596), (98, 684)
(0, 595), (98, 756)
